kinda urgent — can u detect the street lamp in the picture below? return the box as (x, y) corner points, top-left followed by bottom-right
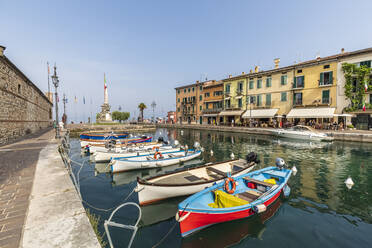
(51, 64), (60, 139)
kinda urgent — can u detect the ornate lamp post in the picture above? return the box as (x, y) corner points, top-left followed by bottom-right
(51, 64), (60, 139)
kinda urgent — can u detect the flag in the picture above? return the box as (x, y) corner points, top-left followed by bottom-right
(365, 82), (368, 92)
(83, 96), (85, 104)
(104, 73), (107, 90)
(74, 96), (77, 103)
(363, 102), (366, 112)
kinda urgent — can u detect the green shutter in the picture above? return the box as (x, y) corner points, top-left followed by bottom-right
(329, 71), (333, 84)
(293, 77), (297, 88)
(320, 72), (324, 85)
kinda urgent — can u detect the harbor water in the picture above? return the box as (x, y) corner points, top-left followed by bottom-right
(70, 128), (372, 248)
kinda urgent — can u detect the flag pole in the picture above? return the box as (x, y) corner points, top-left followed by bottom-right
(47, 62), (50, 96)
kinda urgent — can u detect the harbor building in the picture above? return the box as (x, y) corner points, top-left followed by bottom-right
(175, 81), (204, 124)
(202, 80), (224, 124)
(220, 74), (247, 125)
(0, 46), (53, 145)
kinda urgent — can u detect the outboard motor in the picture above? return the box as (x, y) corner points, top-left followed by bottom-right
(157, 137), (164, 143)
(276, 157), (286, 170)
(174, 140), (180, 147)
(246, 152), (260, 164)
(163, 141), (169, 145)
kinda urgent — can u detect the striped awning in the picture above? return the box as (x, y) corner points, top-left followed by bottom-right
(242, 109), (279, 118)
(287, 107), (335, 118)
(219, 110), (245, 116)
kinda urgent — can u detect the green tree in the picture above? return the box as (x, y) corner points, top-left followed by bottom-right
(121, 112), (130, 122)
(138, 103), (147, 122)
(112, 111), (130, 123)
(112, 111), (121, 122)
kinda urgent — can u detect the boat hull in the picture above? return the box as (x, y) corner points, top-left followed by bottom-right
(276, 130), (333, 142)
(79, 133), (128, 140)
(81, 137), (153, 149)
(178, 189), (282, 237)
(137, 166), (255, 206)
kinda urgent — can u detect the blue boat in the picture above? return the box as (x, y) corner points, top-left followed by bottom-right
(79, 132), (129, 141)
(176, 161), (292, 237)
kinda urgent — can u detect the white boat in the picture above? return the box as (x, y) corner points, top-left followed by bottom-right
(135, 154), (259, 206)
(85, 141), (161, 154)
(92, 145), (180, 163)
(110, 149), (202, 173)
(80, 136), (152, 148)
(274, 125), (333, 142)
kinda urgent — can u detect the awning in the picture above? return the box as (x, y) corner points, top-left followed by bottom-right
(242, 109), (279, 118)
(204, 99), (223, 103)
(235, 95), (243, 99)
(225, 97), (231, 100)
(334, 113), (354, 117)
(203, 113), (218, 117)
(219, 110), (245, 116)
(287, 107), (335, 118)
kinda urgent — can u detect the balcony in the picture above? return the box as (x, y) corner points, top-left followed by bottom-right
(202, 108), (223, 114)
(319, 80), (333, 87)
(225, 104), (241, 110)
(294, 100), (303, 106)
(236, 89), (244, 95)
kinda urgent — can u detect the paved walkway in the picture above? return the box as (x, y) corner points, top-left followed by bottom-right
(0, 129), (54, 248)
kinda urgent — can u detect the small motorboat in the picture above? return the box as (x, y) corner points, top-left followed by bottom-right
(135, 153), (260, 206)
(79, 132), (129, 141)
(274, 125), (333, 142)
(81, 136), (153, 149)
(110, 149), (202, 173)
(176, 159), (292, 237)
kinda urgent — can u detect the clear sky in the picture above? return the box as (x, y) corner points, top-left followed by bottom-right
(1, 0), (372, 122)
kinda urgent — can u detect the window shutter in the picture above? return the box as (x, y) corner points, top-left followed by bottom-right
(293, 77), (297, 88)
(329, 71), (333, 84)
(320, 72), (324, 85)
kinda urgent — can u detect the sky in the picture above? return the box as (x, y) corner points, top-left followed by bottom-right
(1, 0), (372, 122)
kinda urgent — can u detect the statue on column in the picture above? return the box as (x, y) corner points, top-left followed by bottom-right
(97, 73), (113, 123)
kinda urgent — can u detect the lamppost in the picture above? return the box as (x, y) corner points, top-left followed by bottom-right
(51, 64), (60, 139)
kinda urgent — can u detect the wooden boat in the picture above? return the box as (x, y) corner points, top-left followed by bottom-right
(92, 144), (179, 162)
(81, 136), (153, 149)
(110, 149), (202, 173)
(176, 165), (292, 237)
(273, 125), (333, 142)
(136, 154), (259, 206)
(79, 132), (129, 140)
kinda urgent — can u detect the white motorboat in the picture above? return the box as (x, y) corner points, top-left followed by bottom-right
(135, 153), (259, 206)
(110, 149), (202, 173)
(85, 140), (162, 154)
(92, 145), (180, 163)
(80, 136), (152, 148)
(274, 125), (333, 142)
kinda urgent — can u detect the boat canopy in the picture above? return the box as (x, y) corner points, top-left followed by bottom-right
(219, 110), (245, 116)
(287, 107), (335, 118)
(242, 108), (279, 118)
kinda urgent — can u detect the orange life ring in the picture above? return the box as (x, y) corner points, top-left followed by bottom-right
(152, 146), (160, 151)
(154, 151), (162, 160)
(224, 177), (236, 194)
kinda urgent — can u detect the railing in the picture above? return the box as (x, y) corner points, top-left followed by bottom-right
(319, 80), (333, 86)
(294, 100), (303, 106)
(322, 98), (330, 104)
(203, 108), (223, 113)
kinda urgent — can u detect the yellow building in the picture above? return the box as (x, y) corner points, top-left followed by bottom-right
(220, 74), (247, 124)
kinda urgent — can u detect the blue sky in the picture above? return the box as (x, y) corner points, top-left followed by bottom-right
(1, 0), (372, 122)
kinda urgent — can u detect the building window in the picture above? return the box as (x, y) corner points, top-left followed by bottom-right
(200, 85), (203, 91)
(294, 92), (303, 105)
(257, 79), (262, 89)
(188, 88), (190, 92)
(319, 71), (333, 86)
(281, 75), (287, 85)
(214, 91), (223, 96)
(177, 89), (180, 94)
(281, 92), (287, 102)
(249, 80), (254, 89)
(249, 95), (256, 104)
(192, 105), (195, 112)
(297, 69), (302, 73)
(18, 84), (21, 94)
(322, 90), (330, 104)
(238, 98), (242, 108)
(294, 76), (305, 88)
(257, 95), (262, 106)
(178, 98), (180, 102)
(225, 99), (231, 108)
(192, 87), (195, 92)
(225, 84), (231, 93)
(360, 60), (371, 68)
(266, 77), (272, 87)
(177, 107), (180, 112)
(204, 92), (210, 97)
(237, 81), (243, 93)
(324, 64), (330, 69)
(265, 94), (271, 106)
(200, 105), (202, 111)
(184, 89), (186, 93)
(199, 95), (202, 101)
(370, 94), (372, 104)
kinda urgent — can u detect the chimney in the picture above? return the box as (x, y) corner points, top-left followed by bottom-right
(254, 66), (260, 73)
(242, 72), (245, 75)
(0, 46), (6, 57)
(228, 75), (232, 78)
(274, 58), (280, 69)
(341, 48), (345, 53)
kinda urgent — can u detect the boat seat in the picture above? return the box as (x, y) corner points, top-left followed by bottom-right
(206, 167), (227, 177)
(208, 173), (221, 180)
(236, 190), (262, 202)
(184, 175), (207, 182)
(243, 177), (274, 187)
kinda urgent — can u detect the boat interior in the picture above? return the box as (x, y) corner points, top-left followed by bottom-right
(182, 168), (289, 210)
(115, 149), (196, 161)
(149, 159), (252, 185)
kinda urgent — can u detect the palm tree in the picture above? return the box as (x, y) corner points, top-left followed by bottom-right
(138, 103), (147, 122)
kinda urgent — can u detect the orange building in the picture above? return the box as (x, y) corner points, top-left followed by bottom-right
(202, 80), (224, 124)
(175, 81), (204, 124)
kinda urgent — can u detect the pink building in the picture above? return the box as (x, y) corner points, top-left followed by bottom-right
(167, 111), (176, 124)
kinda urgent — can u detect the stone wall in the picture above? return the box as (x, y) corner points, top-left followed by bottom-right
(0, 46), (53, 145)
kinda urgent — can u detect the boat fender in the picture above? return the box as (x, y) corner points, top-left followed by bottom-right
(175, 211), (191, 222)
(224, 177), (236, 194)
(283, 185), (291, 198)
(253, 204), (266, 213)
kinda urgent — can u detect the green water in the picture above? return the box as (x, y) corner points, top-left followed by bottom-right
(71, 128), (372, 248)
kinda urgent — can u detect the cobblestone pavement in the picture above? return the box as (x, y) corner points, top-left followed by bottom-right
(0, 130), (54, 248)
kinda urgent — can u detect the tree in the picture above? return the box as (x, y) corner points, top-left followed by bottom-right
(112, 111), (130, 123)
(138, 103), (147, 122)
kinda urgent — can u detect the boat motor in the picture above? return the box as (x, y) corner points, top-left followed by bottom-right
(275, 157), (286, 170)
(174, 140), (180, 147)
(157, 137), (164, 143)
(246, 152), (260, 164)
(194, 142), (201, 149)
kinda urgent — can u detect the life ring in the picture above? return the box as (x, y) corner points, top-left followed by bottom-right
(154, 151), (162, 160)
(152, 146), (160, 151)
(224, 177), (236, 194)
